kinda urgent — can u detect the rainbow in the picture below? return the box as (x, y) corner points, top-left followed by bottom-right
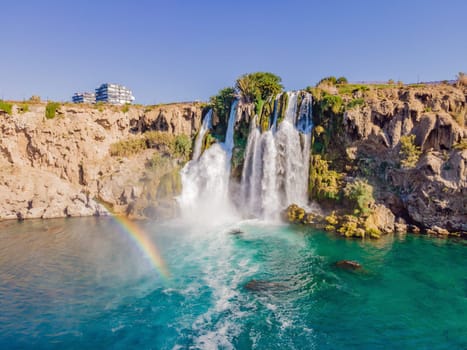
(112, 215), (170, 280)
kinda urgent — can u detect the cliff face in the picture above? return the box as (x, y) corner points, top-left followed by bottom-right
(0, 102), (203, 220)
(325, 85), (466, 234)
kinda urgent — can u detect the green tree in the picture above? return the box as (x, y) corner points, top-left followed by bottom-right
(235, 72), (283, 103)
(336, 76), (348, 84)
(210, 87), (236, 121)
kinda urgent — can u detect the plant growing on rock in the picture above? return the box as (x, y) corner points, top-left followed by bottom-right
(0, 100), (13, 114)
(309, 155), (342, 201)
(399, 134), (421, 168)
(343, 179), (374, 215)
(45, 102), (61, 119)
(173, 134), (192, 160)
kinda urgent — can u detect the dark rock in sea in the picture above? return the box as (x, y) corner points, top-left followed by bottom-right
(228, 229), (243, 236)
(334, 260), (362, 270)
(244, 279), (287, 292)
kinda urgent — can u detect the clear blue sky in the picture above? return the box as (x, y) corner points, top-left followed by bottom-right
(1, 0), (466, 104)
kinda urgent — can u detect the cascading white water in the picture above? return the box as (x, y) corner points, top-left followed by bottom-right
(178, 101), (239, 225)
(240, 92), (313, 219)
(192, 109), (213, 161)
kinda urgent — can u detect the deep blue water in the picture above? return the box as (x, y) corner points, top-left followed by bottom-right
(0, 217), (466, 349)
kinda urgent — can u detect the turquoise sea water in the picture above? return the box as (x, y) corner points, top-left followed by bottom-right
(0, 217), (466, 349)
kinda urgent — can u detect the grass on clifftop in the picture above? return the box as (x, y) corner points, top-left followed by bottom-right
(0, 100), (13, 114)
(45, 102), (61, 119)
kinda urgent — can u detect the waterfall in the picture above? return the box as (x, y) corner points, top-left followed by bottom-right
(240, 92), (313, 219)
(178, 101), (239, 224)
(192, 109), (213, 161)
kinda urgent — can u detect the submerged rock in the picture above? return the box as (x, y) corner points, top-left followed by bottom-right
(244, 279), (287, 292)
(334, 260), (362, 270)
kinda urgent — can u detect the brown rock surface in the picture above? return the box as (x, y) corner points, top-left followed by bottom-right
(0, 102), (203, 220)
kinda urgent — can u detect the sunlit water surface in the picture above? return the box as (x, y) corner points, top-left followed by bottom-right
(0, 217), (466, 349)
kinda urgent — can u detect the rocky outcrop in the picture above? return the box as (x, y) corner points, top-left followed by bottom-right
(0, 102), (203, 220)
(340, 85), (466, 234)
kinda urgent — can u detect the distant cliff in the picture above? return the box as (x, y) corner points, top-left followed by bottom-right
(0, 102), (204, 220)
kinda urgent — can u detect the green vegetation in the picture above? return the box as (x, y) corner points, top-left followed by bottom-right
(110, 131), (192, 161)
(121, 104), (130, 113)
(308, 155), (342, 201)
(320, 94), (343, 114)
(109, 138), (147, 157)
(45, 102), (60, 119)
(19, 104), (29, 113)
(336, 76), (348, 84)
(209, 87), (236, 138)
(399, 134), (421, 168)
(173, 134), (192, 159)
(0, 100), (13, 114)
(347, 98), (365, 109)
(343, 179), (374, 215)
(235, 72), (283, 103)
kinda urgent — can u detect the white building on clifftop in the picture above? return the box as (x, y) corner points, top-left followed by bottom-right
(95, 83), (135, 105)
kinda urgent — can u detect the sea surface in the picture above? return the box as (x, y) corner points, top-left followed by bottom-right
(0, 217), (466, 349)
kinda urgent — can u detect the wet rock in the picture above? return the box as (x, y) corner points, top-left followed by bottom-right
(244, 280), (287, 292)
(228, 229), (243, 236)
(334, 260), (362, 270)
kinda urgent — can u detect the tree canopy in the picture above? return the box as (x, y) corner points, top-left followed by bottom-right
(235, 72), (283, 103)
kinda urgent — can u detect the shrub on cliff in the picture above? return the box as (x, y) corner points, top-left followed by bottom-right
(0, 100), (13, 114)
(173, 134), (192, 160)
(343, 179), (374, 215)
(235, 72), (283, 103)
(399, 134), (421, 168)
(309, 155), (342, 201)
(45, 102), (60, 119)
(110, 138), (147, 157)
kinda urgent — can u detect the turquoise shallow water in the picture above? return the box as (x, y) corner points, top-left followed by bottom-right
(0, 217), (466, 349)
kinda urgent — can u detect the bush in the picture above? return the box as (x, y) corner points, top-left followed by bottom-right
(109, 138), (147, 157)
(347, 98), (365, 109)
(174, 134), (192, 159)
(321, 94), (343, 114)
(121, 104), (130, 113)
(309, 155), (342, 201)
(336, 76), (348, 84)
(399, 134), (421, 168)
(343, 179), (374, 215)
(146, 152), (171, 170)
(317, 76), (337, 86)
(45, 102), (61, 119)
(0, 100), (13, 114)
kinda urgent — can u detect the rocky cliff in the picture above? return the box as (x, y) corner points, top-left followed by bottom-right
(0, 102), (204, 220)
(296, 83), (466, 237)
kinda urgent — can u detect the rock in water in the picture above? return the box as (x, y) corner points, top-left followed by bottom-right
(334, 260), (362, 270)
(228, 229), (243, 236)
(244, 279), (287, 292)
